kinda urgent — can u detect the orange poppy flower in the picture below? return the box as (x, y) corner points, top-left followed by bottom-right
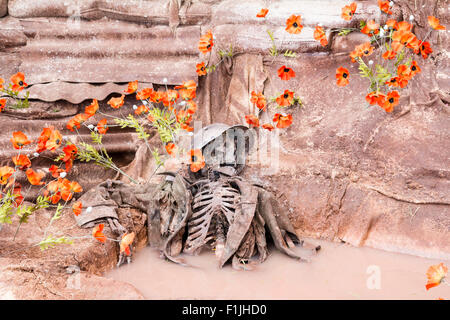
(62, 144), (78, 163)
(175, 109), (193, 126)
(378, 0), (392, 14)
(0, 166), (15, 185)
(262, 124), (275, 131)
(428, 16), (446, 30)
(72, 201), (82, 216)
(278, 66), (296, 81)
(175, 80), (197, 101)
(382, 91), (400, 112)
(426, 263), (447, 290)
(35, 127), (52, 153)
(162, 89), (179, 107)
(12, 154), (31, 170)
(120, 232), (135, 256)
(382, 50), (396, 60)
(92, 223), (107, 243)
(313, 26), (328, 46)
(136, 88), (154, 101)
(67, 113), (89, 131)
(361, 20), (380, 36)
(250, 91), (266, 111)
(0, 77), (4, 90)
(245, 114), (260, 127)
(189, 149), (205, 173)
(256, 8), (268, 18)
(26, 168), (45, 186)
(60, 180), (82, 202)
(392, 30), (420, 52)
(97, 119), (108, 134)
(107, 94), (125, 109)
(360, 42), (374, 56)
(134, 105), (149, 115)
(341, 2), (357, 21)
(150, 90), (166, 104)
(0, 99), (6, 112)
(84, 99), (99, 118)
(336, 67), (350, 87)
(10, 72), (28, 92)
(124, 80), (138, 94)
(11, 131), (31, 149)
(12, 183), (24, 207)
(196, 62), (207, 76)
(366, 91), (386, 107)
(46, 129), (63, 151)
(186, 100), (197, 114)
(397, 64), (412, 81)
(385, 19), (398, 30)
(285, 15), (303, 34)
(397, 21), (412, 32)
(273, 113), (293, 129)
(198, 30), (214, 54)
(385, 76), (401, 88)
(49, 165), (64, 178)
(416, 41), (433, 59)
(181, 123), (194, 132)
(276, 90), (294, 107)
(165, 142), (177, 156)
(409, 60), (421, 77)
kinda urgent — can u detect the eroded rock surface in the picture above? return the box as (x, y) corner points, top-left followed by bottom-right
(0, 0), (449, 298)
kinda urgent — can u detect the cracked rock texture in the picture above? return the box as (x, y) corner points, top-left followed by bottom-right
(0, 0), (449, 299)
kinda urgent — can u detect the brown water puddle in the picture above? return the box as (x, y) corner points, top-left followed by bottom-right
(107, 239), (449, 300)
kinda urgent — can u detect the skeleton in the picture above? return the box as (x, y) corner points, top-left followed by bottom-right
(75, 123), (320, 269)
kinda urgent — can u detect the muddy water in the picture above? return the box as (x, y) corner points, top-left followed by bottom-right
(107, 239), (450, 300)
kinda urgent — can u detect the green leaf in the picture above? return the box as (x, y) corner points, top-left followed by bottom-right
(38, 235), (73, 250)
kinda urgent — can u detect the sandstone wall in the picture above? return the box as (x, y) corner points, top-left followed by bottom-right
(0, 0), (449, 260)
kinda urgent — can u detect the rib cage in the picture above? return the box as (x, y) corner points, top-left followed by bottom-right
(184, 180), (240, 256)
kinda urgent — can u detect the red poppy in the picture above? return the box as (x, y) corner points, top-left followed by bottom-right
(378, 0), (392, 14)
(361, 20), (380, 36)
(276, 90), (294, 107)
(150, 90), (166, 104)
(12, 183), (24, 207)
(175, 80), (197, 101)
(62, 144), (78, 163)
(416, 41), (433, 59)
(277, 66), (296, 81)
(12, 154), (31, 170)
(11, 131), (31, 149)
(392, 30), (420, 52)
(262, 124), (275, 131)
(336, 67), (350, 87)
(397, 21), (413, 32)
(136, 88), (154, 101)
(46, 129), (63, 151)
(92, 223), (107, 243)
(10, 72), (28, 92)
(0, 99), (6, 112)
(426, 263), (448, 290)
(366, 91), (386, 107)
(385, 77), (401, 88)
(0, 166), (15, 185)
(313, 26), (328, 46)
(397, 64), (412, 83)
(72, 201), (82, 216)
(382, 91), (400, 112)
(120, 232), (135, 256)
(97, 119), (108, 134)
(385, 19), (398, 30)
(189, 149), (205, 172)
(250, 91), (266, 111)
(125, 80), (138, 94)
(341, 2), (357, 21)
(0, 77), (4, 90)
(134, 105), (149, 115)
(186, 100), (197, 114)
(84, 99), (99, 118)
(245, 114), (260, 127)
(198, 30), (214, 54)
(196, 62), (207, 76)
(273, 113), (293, 129)
(165, 142), (177, 156)
(49, 165), (64, 178)
(256, 8), (268, 18)
(382, 50), (396, 60)
(26, 168), (45, 186)
(409, 61), (421, 77)
(36, 127), (52, 153)
(162, 89), (179, 107)
(107, 95), (125, 109)
(67, 113), (89, 131)
(285, 15), (303, 34)
(428, 16), (446, 30)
